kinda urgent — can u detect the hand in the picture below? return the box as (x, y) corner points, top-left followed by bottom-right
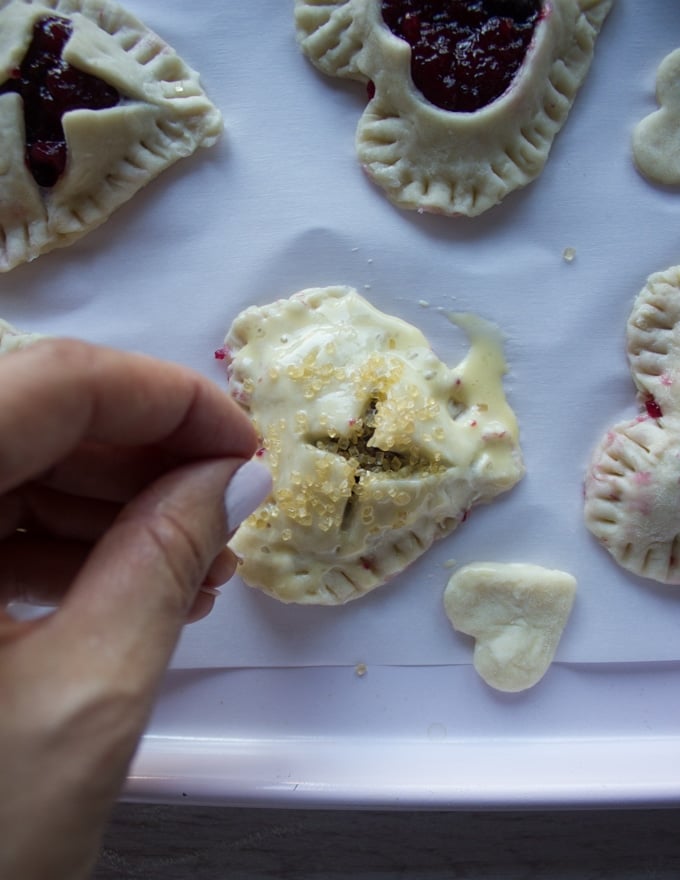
(0, 339), (271, 880)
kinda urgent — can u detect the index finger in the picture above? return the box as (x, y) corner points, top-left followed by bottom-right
(0, 339), (256, 492)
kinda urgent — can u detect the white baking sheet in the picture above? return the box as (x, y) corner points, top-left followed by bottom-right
(4, 0), (680, 679)
(125, 662), (680, 808)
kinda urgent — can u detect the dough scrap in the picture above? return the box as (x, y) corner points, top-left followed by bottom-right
(294, 0), (613, 216)
(632, 48), (680, 186)
(0, 0), (222, 272)
(223, 286), (524, 605)
(444, 561), (577, 692)
(584, 265), (680, 584)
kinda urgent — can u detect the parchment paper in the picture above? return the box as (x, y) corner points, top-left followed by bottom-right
(4, 0), (680, 667)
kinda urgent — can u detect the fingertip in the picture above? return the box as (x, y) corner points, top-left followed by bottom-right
(224, 458), (272, 534)
(203, 546), (238, 587)
(186, 587), (218, 623)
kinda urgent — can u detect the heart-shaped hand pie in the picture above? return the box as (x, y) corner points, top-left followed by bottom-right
(444, 562), (576, 692)
(294, 0), (614, 216)
(633, 48), (680, 186)
(222, 286), (524, 605)
(584, 265), (680, 584)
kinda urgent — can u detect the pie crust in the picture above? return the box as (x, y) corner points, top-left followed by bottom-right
(0, 316), (42, 350)
(294, 0), (614, 216)
(0, 0), (222, 271)
(584, 266), (680, 585)
(222, 286), (524, 605)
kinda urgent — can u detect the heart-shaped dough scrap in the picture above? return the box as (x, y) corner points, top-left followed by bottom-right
(584, 266), (680, 584)
(444, 562), (577, 692)
(295, 0), (613, 216)
(633, 48), (680, 186)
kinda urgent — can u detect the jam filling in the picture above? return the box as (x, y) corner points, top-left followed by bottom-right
(0, 16), (120, 187)
(380, 0), (541, 113)
(644, 395), (663, 420)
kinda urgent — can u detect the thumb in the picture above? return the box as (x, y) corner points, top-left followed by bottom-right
(43, 456), (271, 692)
(0, 457), (270, 880)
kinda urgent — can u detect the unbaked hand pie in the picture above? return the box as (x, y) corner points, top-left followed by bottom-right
(584, 265), (680, 585)
(0, 0), (222, 271)
(220, 286), (524, 605)
(294, 0), (613, 216)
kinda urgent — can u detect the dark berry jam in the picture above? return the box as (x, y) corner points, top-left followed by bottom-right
(645, 396), (663, 420)
(0, 16), (120, 187)
(380, 0), (541, 113)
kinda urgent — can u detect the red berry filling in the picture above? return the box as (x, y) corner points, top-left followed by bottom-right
(644, 396), (663, 420)
(380, 0), (541, 113)
(0, 16), (120, 187)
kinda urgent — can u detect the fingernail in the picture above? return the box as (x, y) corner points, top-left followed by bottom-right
(200, 586), (222, 598)
(224, 458), (272, 532)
